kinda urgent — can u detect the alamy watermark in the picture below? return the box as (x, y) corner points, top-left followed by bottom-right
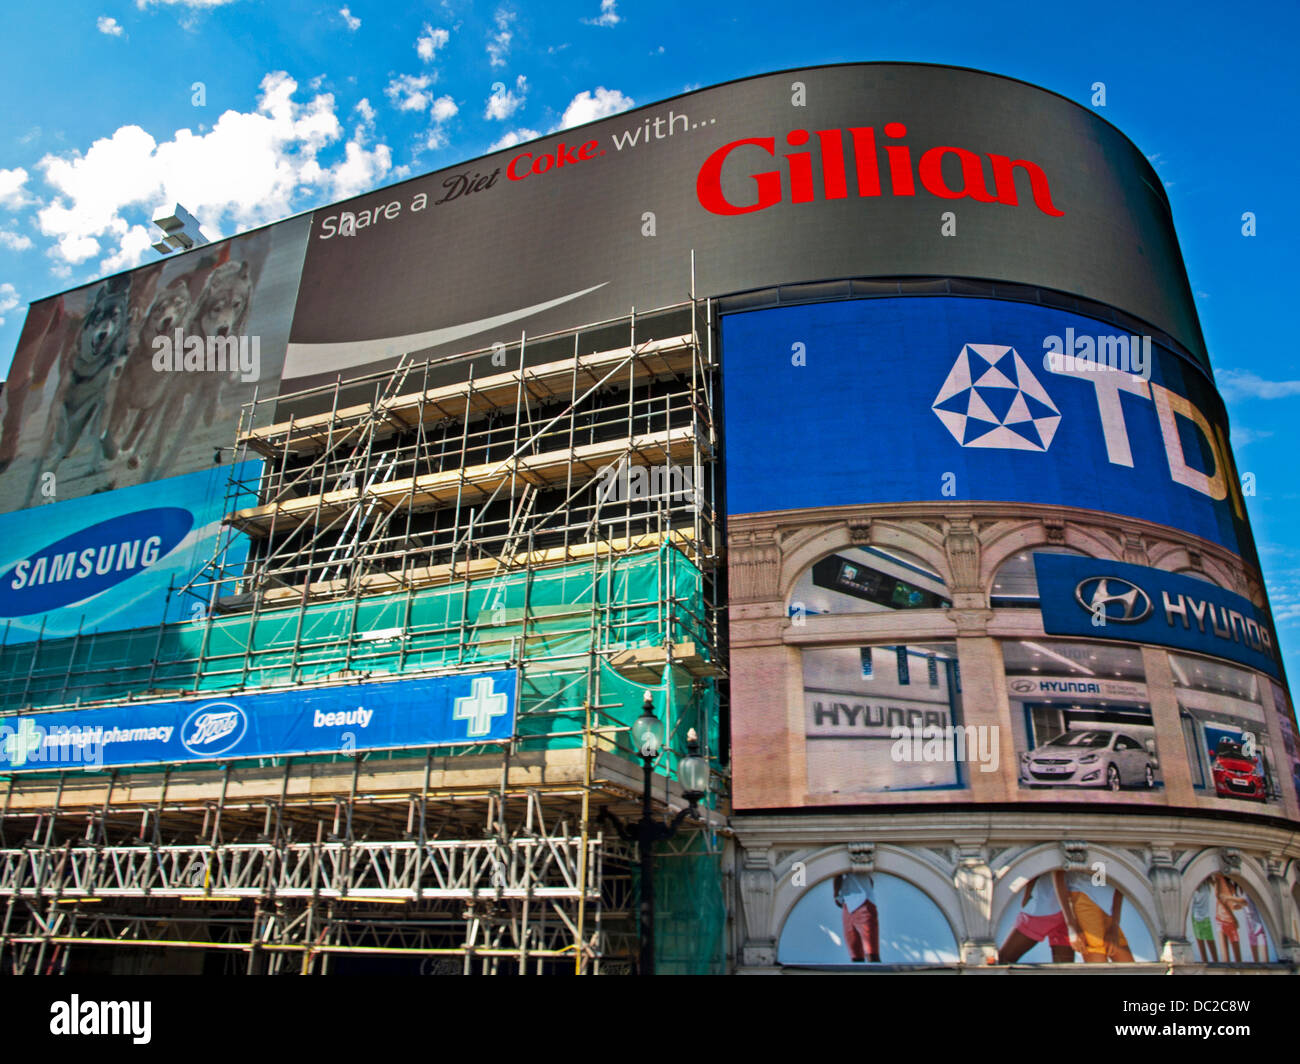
(595, 462), (699, 508)
(889, 723), (1000, 773)
(151, 329), (261, 383)
(1042, 329), (1151, 380)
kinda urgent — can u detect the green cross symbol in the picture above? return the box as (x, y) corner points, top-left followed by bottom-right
(3, 718), (42, 768)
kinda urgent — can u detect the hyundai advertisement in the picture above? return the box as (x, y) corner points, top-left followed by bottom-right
(1034, 554), (1280, 679)
(0, 668), (517, 771)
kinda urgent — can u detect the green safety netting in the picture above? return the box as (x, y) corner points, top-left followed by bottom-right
(0, 540), (719, 772)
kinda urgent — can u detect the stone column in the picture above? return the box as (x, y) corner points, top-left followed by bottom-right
(1148, 846), (1188, 963)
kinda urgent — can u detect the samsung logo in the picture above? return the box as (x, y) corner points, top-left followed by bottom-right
(180, 702), (248, 757)
(0, 508), (192, 616)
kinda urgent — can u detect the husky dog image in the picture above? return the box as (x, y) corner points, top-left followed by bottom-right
(100, 273), (193, 468)
(22, 276), (132, 504)
(186, 259), (253, 427)
(137, 257), (254, 481)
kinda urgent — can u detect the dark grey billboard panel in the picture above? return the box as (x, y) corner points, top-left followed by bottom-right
(284, 63), (1206, 391)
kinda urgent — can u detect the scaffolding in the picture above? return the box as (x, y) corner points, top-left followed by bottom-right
(0, 288), (729, 975)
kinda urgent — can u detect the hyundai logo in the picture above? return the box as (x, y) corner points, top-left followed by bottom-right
(1009, 678), (1039, 694)
(1074, 576), (1152, 623)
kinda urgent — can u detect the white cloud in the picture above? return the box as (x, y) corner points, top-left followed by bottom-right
(485, 76), (527, 121)
(101, 225), (154, 273)
(0, 167), (30, 208)
(34, 72), (391, 271)
(1230, 426), (1273, 448)
(557, 87), (633, 130)
(430, 96), (458, 123)
(385, 73), (434, 112)
(423, 95), (459, 150)
(97, 15), (127, 37)
(1218, 370), (1300, 402)
(355, 98), (376, 125)
(417, 23), (450, 61)
(0, 282), (21, 326)
(583, 0), (620, 27)
(0, 230), (33, 251)
(487, 8), (514, 68)
(339, 6), (360, 31)
(489, 128), (539, 151)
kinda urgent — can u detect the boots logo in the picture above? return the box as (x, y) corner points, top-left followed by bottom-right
(181, 702), (248, 756)
(932, 343), (1061, 451)
(1074, 576), (1152, 623)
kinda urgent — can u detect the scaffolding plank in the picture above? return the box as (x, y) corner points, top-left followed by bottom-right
(241, 334), (697, 456)
(227, 425), (697, 537)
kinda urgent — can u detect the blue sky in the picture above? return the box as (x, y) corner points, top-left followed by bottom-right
(1, 0), (1298, 685)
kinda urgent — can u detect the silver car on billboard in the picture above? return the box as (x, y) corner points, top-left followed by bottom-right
(1020, 729), (1157, 790)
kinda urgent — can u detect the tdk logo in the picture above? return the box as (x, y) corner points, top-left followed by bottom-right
(932, 344), (1060, 451)
(931, 337), (1249, 520)
(180, 702), (248, 757)
(0, 508), (193, 616)
(1074, 576), (1153, 623)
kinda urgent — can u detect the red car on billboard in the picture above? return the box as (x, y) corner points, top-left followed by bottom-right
(1211, 737), (1266, 801)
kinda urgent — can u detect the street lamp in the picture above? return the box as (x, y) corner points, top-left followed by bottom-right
(602, 692), (710, 976)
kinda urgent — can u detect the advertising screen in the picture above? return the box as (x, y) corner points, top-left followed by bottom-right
(282, 63), (1206, 390)
(1034, 554), (1281, 679)
(721, 296), (1253, 562)
(0, 216), (309, 515)
(0, 462), (257, 644)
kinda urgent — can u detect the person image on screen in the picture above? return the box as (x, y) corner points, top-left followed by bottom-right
(833, 871), (880, 963)
(1241, 895), (1268, 962)
(997, 872), (1074, 963)
(1214, 873), (1245, 964)
(1059, 869), (1134, 963)
(1190, 878), (1219, 963)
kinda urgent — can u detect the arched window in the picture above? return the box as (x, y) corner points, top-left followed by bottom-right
(991, 546), (1087, 608)
(996, 870), (1157, 963)
(1185, 873), (1276, 963)
(789, 545), (949, 618)
(777, 872), (960, 966)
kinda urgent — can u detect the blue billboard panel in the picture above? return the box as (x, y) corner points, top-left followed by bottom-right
(1033, 554), (1280, 679)
(0, 668), (517, 771)
(0, 462), (258, 644)
(720, 298), (1250, 560)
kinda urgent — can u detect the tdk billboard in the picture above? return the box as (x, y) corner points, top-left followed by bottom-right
(721, 297), (1253, 563)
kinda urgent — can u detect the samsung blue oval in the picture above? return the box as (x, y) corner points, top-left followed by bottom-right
(0, 507), (194, 616)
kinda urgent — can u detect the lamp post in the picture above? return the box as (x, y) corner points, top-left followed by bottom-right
(602, 692), (710, 976)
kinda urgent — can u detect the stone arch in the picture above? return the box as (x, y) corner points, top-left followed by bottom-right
(979, 520), (1111, 592)
(989, 842), (1161, 951)
(1178, 850), (1283, 951)
(779, 519), (950, 605)
(1145, 542), (1235, 589)
(771, 844), (965, 951)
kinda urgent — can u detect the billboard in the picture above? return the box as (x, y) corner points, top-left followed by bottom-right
(1034, 554), (1281, 679)
(0, 668), (517, 771)
(0, 462), (257, 644)
(721, 296), (1254, 561)
(283, 63), (1206, 390)
(2, 62), (1208, 497)
(0, 216), (309, 515)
